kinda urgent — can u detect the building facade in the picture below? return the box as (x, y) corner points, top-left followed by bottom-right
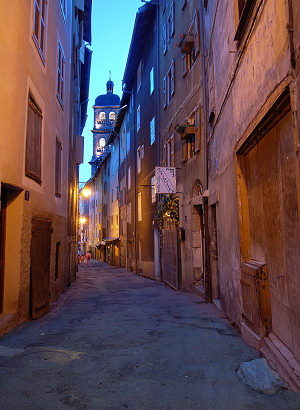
(203, 0), (300, 389)
(0, 0), (91, 333)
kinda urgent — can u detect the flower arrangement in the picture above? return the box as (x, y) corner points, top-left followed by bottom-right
(157, 194), (179, 230)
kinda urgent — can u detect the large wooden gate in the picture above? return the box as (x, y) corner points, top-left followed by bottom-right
(30, 217), (52, 319)
(161, 217), (180, 290)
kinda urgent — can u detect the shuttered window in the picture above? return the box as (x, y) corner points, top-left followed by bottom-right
(57, 43), (65, 107)
(25, 93), (42, 183)
(235, 0), (257, 42)
(33, 0), (47, 62)
(55, 138), (62, 197)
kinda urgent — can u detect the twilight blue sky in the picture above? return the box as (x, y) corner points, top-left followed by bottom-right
(79, 0), (143, 182)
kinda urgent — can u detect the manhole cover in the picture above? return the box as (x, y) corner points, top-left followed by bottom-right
(19, 350), (72, 368)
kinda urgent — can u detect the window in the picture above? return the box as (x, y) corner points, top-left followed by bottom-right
(235, 0), (257, 42)
(99, 112), (106, 123)
(150, 67), (154, 94)
(166, 134), (175, 167)
(128, 166), (131, 189)
(111, 189), (113, 202)
(25, 93), (42, 183)
(127, 202), (132, 223)
(150, 117), (156, 145)
(55, 138), (62, 197)
(109, 112), (116, 123)
(167, 2), (175, 44)
(137, 105), (141, 131)
(137, 61), (142, 92)
(59, 0), (66, 18)
(181, 0), (187, 9)
(181, 12), (200, 76)
(33, 0), (47, 61)
(163, 60), (175, 109)
(126, 131), (131, 153)
(151, 176), (156, 203)
(57, 43), (65, 106)
(137, 145), (144, 174)
(138, 192), (142, 221)
(163, 24), (167, 54)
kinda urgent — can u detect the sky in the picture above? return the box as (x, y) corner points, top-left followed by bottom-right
(79, 0), (143, 183)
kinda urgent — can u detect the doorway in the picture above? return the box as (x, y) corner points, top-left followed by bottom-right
(30, 217), (52, 319)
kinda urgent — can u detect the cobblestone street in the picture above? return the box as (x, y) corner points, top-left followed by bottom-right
(0, 260), (299, 410)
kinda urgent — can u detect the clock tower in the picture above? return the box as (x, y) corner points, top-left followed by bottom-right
(89, 77), (120, 175)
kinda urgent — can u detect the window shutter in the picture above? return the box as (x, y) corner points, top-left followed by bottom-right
(25, 94), (42, 183)
(182, 54), (188, 77)
(163, 24), (167, 54)
(195, 105), (201, 153)
(171, 60), (175, 96)
(181, 140), (188, 162)
(163, 144), (167, 167)
(163, 76), (167, 108)
(193, 11), (200, 56)
(170, 1), (175, 37)
(170, 134), (175, 166)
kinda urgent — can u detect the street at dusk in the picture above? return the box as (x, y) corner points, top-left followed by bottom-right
(0, 261), (299, 409)
(1, 0), (300, 406)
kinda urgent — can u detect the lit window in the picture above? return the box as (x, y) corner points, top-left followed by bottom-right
(150, 67), (154, 94)
(138, 192), (142, 221)
(137, 105), (141, 131)
(33, 0), (47, 62)
(150, 117), (155, 145)
(137, 145), (144, 173)
(57, 43), (65, 107)
(126, 131), (131, 153)
(99, 112), (106, 124)
(128, 166), (131, 189)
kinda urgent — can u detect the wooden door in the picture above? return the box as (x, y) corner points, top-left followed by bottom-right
(162, 217), (180, 290)
(239, 109), (300, 354)
(30, 217), (52, 319)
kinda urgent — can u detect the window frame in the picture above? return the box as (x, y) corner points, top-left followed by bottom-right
(150, 117), (156, 145)
(25, 92), (43, 184)
(137, 192), (142, 221)
(137, 105), (141, 131)
(32, 0), (48, 63)
(56, 42), (65, 108)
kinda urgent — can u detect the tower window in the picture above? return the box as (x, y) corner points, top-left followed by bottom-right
(98, 112), (106, 124)
(109, 112), (116, 123)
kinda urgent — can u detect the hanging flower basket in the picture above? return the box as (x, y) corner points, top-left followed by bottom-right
(176, 123), (195, 139)
(178, 33), (194, 53)
(157, 194), (179, 230)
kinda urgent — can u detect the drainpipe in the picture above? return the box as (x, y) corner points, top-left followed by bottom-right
(199, 0), (212, 302)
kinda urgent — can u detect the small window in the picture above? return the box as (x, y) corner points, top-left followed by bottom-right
(150, 67), (154, 94)
(127, 202), (132, 224)
(137, 145), (144, 173)
(55, 138), (62, 197)
(33, 0), (47, 62)
(138, 192), (142, 221)
(57, 43), (65, 107)
(163, 24), (167, 54)
(167, 60), (175, 104)
(25, 93), (42, 183)
(168, 2), (175, 43)
(137, 105), (141, 131)
(150, 117), (156, 145)
(166, 134), (175, 167)
(163, 76), (167, 108)
(181, 0), (187, 9)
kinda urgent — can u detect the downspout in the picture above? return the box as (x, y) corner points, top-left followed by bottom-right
(199, 0), (212, 302)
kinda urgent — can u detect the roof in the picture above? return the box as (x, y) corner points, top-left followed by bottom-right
(94, 93), (120, 107)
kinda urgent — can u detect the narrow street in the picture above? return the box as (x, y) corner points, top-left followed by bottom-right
(0, 260), (299, 410)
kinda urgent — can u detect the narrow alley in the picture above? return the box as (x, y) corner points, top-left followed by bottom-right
(0, 261), (299, 410)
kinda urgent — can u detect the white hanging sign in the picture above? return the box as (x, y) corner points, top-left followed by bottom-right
(155, 167), (176, 194)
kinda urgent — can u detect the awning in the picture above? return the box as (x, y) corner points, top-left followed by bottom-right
(103, 237), (119, 242)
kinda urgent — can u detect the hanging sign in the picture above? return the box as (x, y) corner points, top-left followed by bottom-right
(155, 167), (176, 194)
